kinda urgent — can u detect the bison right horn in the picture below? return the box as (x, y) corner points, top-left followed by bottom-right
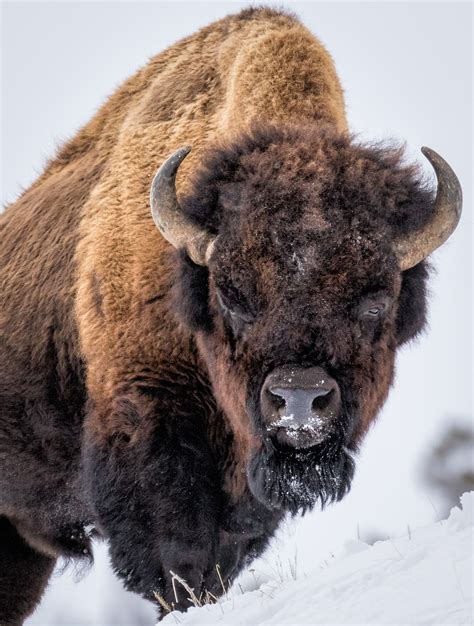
(150, 146), (216, 266)
(394, 147), (462, 271)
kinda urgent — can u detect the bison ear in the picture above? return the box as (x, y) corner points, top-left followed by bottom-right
(173, 251), (214, 333)
(395, 262), (429, 346)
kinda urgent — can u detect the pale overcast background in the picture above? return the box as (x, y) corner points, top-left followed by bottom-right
(1, 2), (472, 625)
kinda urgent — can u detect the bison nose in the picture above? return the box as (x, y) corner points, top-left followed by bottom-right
(269, 386), (335, 419)
(260, 366), (341, 449)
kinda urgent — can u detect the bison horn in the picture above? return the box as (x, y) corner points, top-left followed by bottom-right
(395, 147), (462, 271)
(150, 146), (216, 266)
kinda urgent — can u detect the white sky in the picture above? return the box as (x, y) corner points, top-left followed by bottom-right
(2, 2), (472, 624)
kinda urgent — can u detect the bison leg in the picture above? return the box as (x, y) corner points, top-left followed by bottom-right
(0, 516), (55, 626)
(82, 391), (221, 614)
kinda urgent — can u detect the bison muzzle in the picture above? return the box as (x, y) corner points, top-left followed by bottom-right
(260, 365), (342, 448)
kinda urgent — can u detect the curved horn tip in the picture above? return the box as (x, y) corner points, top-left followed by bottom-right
(420, 146), (451, 175)
(420, 145), (435, 159)
(158, 145), (192, 175)
(420, 146), (448, 171)
(421, 145), (463, 211)
(172, 145), (192, 161)
(153, 145), (192, 179)
(150, 145), (192, 213)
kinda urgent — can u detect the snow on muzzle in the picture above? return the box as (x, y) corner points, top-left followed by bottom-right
(260, 365), (341, 449)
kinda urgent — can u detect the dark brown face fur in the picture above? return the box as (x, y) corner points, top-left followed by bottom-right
(176, 123), (432, 513)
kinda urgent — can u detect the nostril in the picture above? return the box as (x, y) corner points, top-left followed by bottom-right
(268, 389), (286, 411)
(311, 388), (333, 412)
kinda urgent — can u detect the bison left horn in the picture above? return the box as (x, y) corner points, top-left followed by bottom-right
(150, 146), (216, 266)
(395, 147), (462, 271)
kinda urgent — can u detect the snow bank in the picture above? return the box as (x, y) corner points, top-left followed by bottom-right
(162, 492), (473, 625)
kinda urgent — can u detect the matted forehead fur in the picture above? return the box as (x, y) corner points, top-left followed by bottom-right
(185, 123), (433, 244)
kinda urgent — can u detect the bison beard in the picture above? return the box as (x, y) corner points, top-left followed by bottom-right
(248, 438), (356, 515)
(246, 382), (357, 515)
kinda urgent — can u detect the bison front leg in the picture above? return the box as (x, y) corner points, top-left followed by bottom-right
(0, 517), (56, 626)
(82, 390), (221, 613)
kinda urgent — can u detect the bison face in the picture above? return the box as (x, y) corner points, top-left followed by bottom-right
(152, 124), (461, 514)
(198, 208), (401, 514)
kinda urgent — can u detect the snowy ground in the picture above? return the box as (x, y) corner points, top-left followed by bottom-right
(160, 492), (473, 625)
(29, 485), (473, 626)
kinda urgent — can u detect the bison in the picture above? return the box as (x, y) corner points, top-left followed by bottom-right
(0, 7), (462, 624)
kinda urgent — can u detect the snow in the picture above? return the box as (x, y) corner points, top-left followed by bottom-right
(28, 545), (156, 625)
(160, 492), (474, 625)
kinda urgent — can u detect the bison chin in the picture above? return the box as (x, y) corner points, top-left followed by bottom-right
(246, 436), (355, 515)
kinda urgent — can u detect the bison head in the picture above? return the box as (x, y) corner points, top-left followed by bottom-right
(150, 125), (462, 514)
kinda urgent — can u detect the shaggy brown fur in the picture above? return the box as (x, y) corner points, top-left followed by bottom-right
(1, 7), (434, 623)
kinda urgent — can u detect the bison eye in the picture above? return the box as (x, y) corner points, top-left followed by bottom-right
(367, 305), (384, 317)
(215, 289), (254, 335)
(360, 301), (388, 320)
